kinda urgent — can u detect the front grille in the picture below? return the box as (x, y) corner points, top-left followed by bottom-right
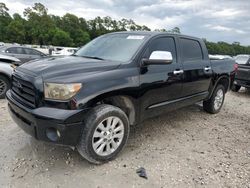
(12, 75), (36, 108)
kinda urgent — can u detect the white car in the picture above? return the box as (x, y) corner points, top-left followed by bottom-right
(233, 54), (250, 65)
(52, 47), (77, 56)
(209, 54), (232, 60)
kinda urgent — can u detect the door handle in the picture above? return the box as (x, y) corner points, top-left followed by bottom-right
(173, 70), (184, 75)
(204, 67), (211, 71)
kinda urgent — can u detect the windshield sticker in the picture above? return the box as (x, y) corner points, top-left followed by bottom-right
(127, 35), (145, 40)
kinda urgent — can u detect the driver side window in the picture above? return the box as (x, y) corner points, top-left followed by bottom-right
(143, 37), (177, 63)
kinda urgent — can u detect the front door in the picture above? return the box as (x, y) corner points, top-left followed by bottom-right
(139, 36), (183, 120)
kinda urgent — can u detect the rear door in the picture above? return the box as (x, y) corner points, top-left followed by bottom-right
(139, 36), (183, 119)
(179, 38), (212, 97)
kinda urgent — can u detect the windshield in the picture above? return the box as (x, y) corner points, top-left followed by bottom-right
(235, 55), (250, 64)
(75, 33), (147, 62)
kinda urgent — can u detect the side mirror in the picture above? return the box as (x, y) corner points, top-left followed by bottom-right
(142, 51), (173, 65)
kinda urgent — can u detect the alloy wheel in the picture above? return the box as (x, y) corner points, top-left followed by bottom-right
(214, 89), (224, 110)
(0, 79), (7, 96)
(92, 116), (125, 156)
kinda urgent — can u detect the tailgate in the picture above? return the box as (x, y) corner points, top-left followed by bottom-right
(236, 65), (250, 80)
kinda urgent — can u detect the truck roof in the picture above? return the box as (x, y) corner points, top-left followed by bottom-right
(111, 31), (202, 41)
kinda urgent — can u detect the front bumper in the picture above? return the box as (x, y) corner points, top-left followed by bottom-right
(6, 90), (88, 146)
(234, 79), (250, 88)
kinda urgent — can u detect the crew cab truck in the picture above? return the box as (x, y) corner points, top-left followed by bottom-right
(7, 32), (236, 164)
(232, 55), (250, 92)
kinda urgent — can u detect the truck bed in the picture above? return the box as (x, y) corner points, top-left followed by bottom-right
(210, 59), (235, 75)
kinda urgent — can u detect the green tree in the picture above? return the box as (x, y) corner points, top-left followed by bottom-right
(52, 28), (73, 46)
(170, 27), (180, 34)
(73, 29), (90, 46)
(0, 3), (12, 41)
(60, 13), (90, 46)
(23, 3), (55, 45)
(0, 2), (249, 54)
(6, 13), (25, 44)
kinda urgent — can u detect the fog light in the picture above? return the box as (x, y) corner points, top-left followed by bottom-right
(234, 81), (237, 84)
(46, 128), (61, 141)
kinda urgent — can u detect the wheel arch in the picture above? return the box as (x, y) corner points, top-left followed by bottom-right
(84, 93), (139, 126)
(207, 74), (230, 99)
(0, 72), (11, 83)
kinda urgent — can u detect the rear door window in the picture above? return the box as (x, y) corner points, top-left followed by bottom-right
(24, 48), (41, 55)
(6, 47), (25, 54)
(180, 38), (203, 61)
(6, 47), (18, 54)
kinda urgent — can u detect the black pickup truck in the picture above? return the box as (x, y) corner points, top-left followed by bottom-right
(7, 32), (236, 164)
(232, 55), (250, 92)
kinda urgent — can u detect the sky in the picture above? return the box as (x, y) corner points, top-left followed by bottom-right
(2, 0), (250, 46)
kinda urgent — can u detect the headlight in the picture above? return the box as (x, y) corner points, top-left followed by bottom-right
(44, 83), (82, 100)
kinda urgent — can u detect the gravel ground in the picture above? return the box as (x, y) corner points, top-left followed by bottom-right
(0, 90), (249, 188)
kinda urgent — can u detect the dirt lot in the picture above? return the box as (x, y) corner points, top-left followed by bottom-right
(0, 90), (249, 188)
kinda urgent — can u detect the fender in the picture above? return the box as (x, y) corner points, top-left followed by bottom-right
(0, 62), (14, 79)
(207, 75), (230, 100)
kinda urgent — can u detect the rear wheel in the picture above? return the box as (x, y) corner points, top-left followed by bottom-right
(203, 85), (225, 114)
(77, 104), (130, 164)
(0, 75), (10, 99)
(231, 84), (241, 92)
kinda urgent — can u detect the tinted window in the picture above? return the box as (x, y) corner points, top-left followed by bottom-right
(6, 47), (17, 54)
(144, 37), (177, 63)
(180, 38), (203, 61)
(24, 48), (41, 55)
(6, 47), (24, 54)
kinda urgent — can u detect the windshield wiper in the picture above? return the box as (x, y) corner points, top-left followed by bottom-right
(80, 55), (105, 60)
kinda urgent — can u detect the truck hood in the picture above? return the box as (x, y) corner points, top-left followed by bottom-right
(18, 56), (121, 79)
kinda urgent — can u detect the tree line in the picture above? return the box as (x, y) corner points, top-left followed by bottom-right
(0, 2), (249, 56)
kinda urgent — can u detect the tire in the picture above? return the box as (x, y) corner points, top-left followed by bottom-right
(231, 84), (241, 92)
(0, 75), (10, 99)
(203, 85), (225, 114)
(77, 104), (130, 164)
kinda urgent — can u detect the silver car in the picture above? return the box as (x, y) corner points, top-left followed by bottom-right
(0, 46), (47, 63)
(0, 54), (20, 98)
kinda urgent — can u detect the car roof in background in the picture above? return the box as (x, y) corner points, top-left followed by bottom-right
(0, 45), (46, 55)
(235, 54), (250, 57)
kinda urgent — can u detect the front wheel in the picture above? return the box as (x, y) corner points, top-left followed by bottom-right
(77, 104), (130, 164)
(0, 75), (10, 99)
(203, 85), (225, 114)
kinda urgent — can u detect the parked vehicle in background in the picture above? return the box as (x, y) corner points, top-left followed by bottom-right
(52, 47), (77, 56)
(0, 42), (4, 46)
(0, 46), (47, 63)
(7, 32), (236, 164)
(232, 54), (250, 92)
(0, 54), (20, 98)
(209, 54), (232, 60)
